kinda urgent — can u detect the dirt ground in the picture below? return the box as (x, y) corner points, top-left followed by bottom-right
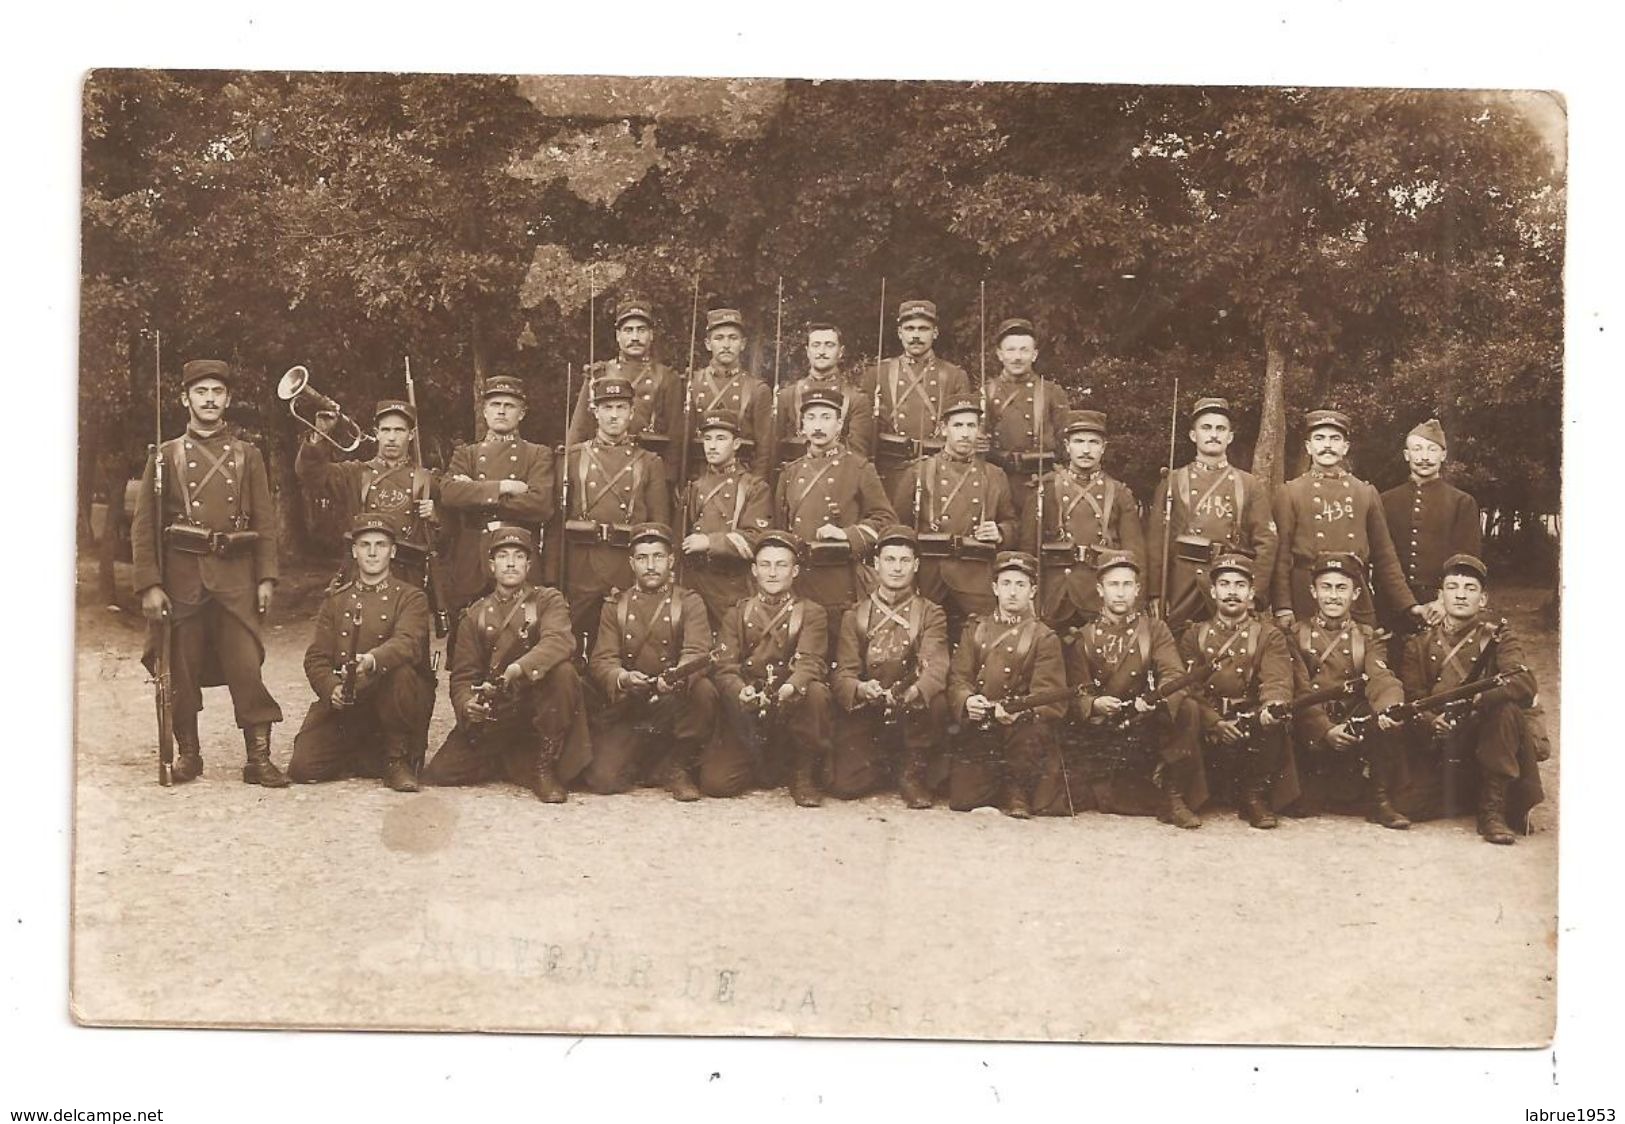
(68, 561), (1559, 1045)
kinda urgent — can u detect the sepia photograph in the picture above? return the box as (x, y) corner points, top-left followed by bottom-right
(68, 66), (1568, 1052)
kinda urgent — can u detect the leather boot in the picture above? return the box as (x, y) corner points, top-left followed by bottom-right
(1477, 772), (1516, 845)
(172, 730), (204, 784)
(382, 736), (420, 793)
(532, 737), (568, 804)
(1160, 786), (1202, 830)
(664, 742), (702, 802)
(1002, 779), (1032, 820)
(1239, 781), (1277, 829)
(241, 725), (290, 787)
(791, 754), (823, 807)
(897, 751), (933, 810)
(1366, 782), (1410, 830)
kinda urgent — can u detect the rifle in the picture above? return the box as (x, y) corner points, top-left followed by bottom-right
(149, 328), (174, 787)
(1155, 376), (1179, 620)
(338, 607), (363, 706)
(873, 279), (886, 443)
(624, 649), (717, 703)
(978, 279), (987, 406)
(1105, 654), (1218, 732)
(404, 355), (448, 640)
(751, 660), (787, 723)
(1229, 676), (1368, 741)
(878, 651), (924, 726)
(973, 683), (1084, 732)
(771, 276), (783, 468)
(559, 361), (574, 595)
(468, 599), (536, 734)
(674, 277), (700, 580)
(1346, 663), (1525, 743)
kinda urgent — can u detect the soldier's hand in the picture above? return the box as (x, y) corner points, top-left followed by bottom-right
(256, 580), (275, 615)
(1147, 597), (1163, 620)
(815, 523), (848, 542)
(993, 702), (1017, 726)
(1420, 599), (1446, 626)
(1259, 706), (1283, 728)
(1274, 610), (1296, 630)
(739, 685), (760, 707)
(329, 685), (350, 709)
(1429, 713), (1454, 736)
(498, 480), (530, 496)
(315, 411), (338, 433)
(1375, 711), (1402, 732)
(357, 652), (377, 676)
(416, 499), (435, 519)
(965, 694), (992, 722)
(140, 585), (171, 622)
(501, 662), (525, 684)
(1325, 724), (1358, 750)
(776, 681), (797, 703)
(1132, 696), (1155, 714)
(901, 685), (923, 708)
(466, 697), (491, 723)
(974, 435), (992, 454)
(1216, 719), (1244, 746)
(973, 520), (1002, 543)
(1092, 696), (1124, 717)
(653, 676), (676, 696)
(620, 669), (654, 692)
(681, 532), (710, 554)
(856, 680), (886, 704)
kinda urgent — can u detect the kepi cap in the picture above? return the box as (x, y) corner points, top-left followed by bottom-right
(697, 409), (741, 435)
(939, 394), (983, 422)
(994, 317), (1037, 344)
(1441, 553), (1488, 584)
(799, 386), (844, 415)
(1310, 551), (1365, 580)
(348, 513), (399, 541)
(630, 522), (674, 549)
(182, 359), (231, 388)
(591, 375), (634, 403)
(1304, 408), (1351, 435)
(706, 308), (745, 332)
(994, 550), (1039, 580)
(754, 529), (805, 560)
(1093, 548), (1140, 576)
(374, 399), (417, 426)
(896, 299), (938, 323)
(615, 295), (654, 326)
(1064, 409), (1108, 437)
(1210, 551), (1256, 581)
(485, 524), (535, 556)
(1190, 396), (1232, 422)
(482, 375), (527, 402)
(875, 525), (919, 552)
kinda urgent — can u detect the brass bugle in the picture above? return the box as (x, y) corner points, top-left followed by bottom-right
(276, 365), (372, 452)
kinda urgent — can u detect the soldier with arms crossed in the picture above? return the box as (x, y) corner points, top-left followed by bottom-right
(584, 523), (718, 801)
(423, 526), (589, 802)
(830, 525), (950, 807)
(131, 358), (287, 787)
(288, 514), (435, 792)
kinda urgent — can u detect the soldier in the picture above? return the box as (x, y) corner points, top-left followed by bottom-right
(557, 375), (673, 642)
(584, 523), (717, 801)
(1396, 554), (1542, 844)
(1179, 552), (1296, 829)
(889, 395), (1015, 643)
(982, 318), (1070, 512)
(131, 358), (287, 787)
(946, 551), (1071, 818)
(685, 308), (772, 478)
(774, 386), (895, 653)
(287, 514), (436, 792)
(294, 399), (438, 588)
(709, 531), (833, 806)
(1286, 552), (1410, 829)
(865, 298), (971, 492)
(566, 293), (684, 481)
(676, 409), (774, 631)
(1022, 409), (1146, 632)
(422, 525), (589, 802)
(1380, 418), (1480, 630)
(830, 526), (951, 807)
(440, 375), (556, 663)
(773, 321), (876, 468)
(1061, 550), (1207, 829)
(1145, 397), (1278, 628)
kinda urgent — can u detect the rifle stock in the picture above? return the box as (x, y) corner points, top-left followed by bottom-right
(404, 355), (448, 639)
(150, 329), (174, 787)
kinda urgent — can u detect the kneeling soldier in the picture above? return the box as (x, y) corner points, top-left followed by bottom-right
(1180, 552), (1296, 829)
(1063, 550), (1208, 829)
(423, 525), (589, 801)
(585, 523), (718, 800)
(946, 551), (1072, 818)
(830, 526), (950, 806)
(710, 531), (833, 806)
(1287, 552), (1410, 829)
(1397, 554), (1542, 844)
(289, 514), (436, 791)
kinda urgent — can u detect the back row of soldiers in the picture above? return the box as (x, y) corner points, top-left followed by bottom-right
(131, 300), (1543, 844)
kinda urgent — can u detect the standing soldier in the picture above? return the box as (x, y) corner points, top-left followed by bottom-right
(774, 387), (895, 653)
(1180, 552), (1296, 829)
(677, 409), (774, 631)
(1062, 550), (1208, 829)
(830, 526), (950, 807)
(1022, 409), (1146, 633)
(566, 293), (684, 482)
(946, 551), (1071, 818)
(773, 321), (876, 468)
(1285, 552), (1410, 829)
(866, 298), (970, 493)
(440, 375), (556, 663)
(583, 523), (717, 801)
(685, 308), (772, 478)
(982, 318), (1070, 512)
(1380, 418), (1479, 630)
(287, 514), (435, 792)
(1271, 408), (1424, 631)
(131, 358), (287, 787)
(889, 396), (1015, 643)
(422, 525), (589, 802)
(709, 532), (833, 806)
(1146, 397), (1278, 628)
(557, 375), (673, 642)
(1397, 555), (1542, 844)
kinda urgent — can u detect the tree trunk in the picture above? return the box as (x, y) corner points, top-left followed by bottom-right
(96, 453), (128, 606)
(1253, 333), (1291, 490)
(470, 305), (488, 439)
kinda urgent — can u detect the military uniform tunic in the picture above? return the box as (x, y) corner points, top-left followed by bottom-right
(861, 354), (970, 490)
(1020, 467), (1146, 626)
(556, 437), (672, 639)
(678, 463), (774, 630)
(1286, 616), (1404, 812)
(982, 373), (1070, 507)
(1271, 467), (1416, 625)
(773, 373), (876, 467)
(583, 583), (718, 794)
(289, 576), (436, 781)
(774, 445), (895, 643)
(685, 365), (772, 476)
(567, 358), (684, 479)
(1379, 476), (1483, 609)
(295, 443), (439, 572)
(1145, 460), (1278, 624)
(1179, 611), (1298, 807)
(440, 433), (557, 608)
(131, 425), (282, 733)
(889, 451), (1017, 636)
